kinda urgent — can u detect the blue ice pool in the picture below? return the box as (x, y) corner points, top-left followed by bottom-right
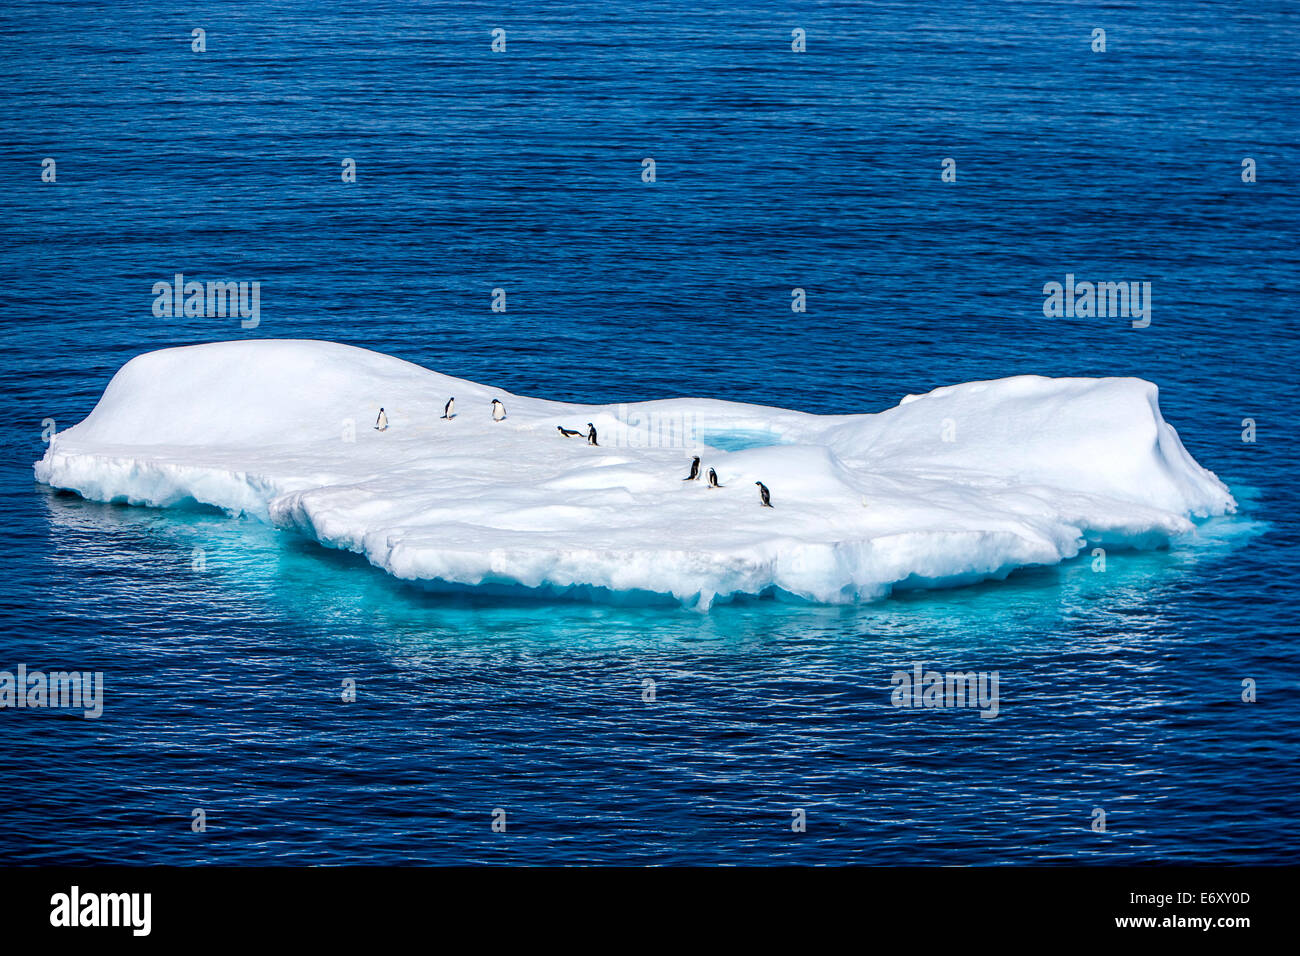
(697, 428), (789, 452)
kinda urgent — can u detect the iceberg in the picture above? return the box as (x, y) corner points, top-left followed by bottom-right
(34, 340), (1236, 609)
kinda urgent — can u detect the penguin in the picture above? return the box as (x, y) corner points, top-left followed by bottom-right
(755, 481), (773, 508)
(683, 456), (701, 481)
(491, 399), (506, 422)
(374, 407), (388, 431)
(441, 397), (455, 420)
(557, 425), (583, 438)
(586, 423), (598, 446)
(707, 467), (721, 488)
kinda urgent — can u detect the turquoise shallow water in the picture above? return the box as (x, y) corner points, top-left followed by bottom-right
(2, 0), (1297, 863)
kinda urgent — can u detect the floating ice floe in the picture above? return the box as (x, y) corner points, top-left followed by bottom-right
(34, 340), (1236, 609)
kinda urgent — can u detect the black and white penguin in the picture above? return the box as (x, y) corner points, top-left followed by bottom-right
(491, 399), (506, 422)
(586, 423), (598, 446)
(442, 397), (455, 420)
(683, 456), (701, 481)
(374, 407), (388, 431)
(557, 425), (583, 438)
(707, 467), (721, 488)
(755, 481), (773, 508)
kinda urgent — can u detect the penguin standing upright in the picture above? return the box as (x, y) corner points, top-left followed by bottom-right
(374, 407), (388, 431)
(755, 481), (773, 508)
(442, 397), (455, 420)
(707, 468), (721, 488)
(586, 423), (598, 446)
(684, 456), (701, 481)
(491, 399), (506, 422)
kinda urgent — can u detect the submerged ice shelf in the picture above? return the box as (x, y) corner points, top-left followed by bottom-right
(35, 340), (1237, 609)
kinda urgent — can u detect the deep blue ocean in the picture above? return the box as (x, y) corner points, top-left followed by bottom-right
(1, 1), (1297, 864)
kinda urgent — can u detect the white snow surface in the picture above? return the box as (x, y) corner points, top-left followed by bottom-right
(34, 340), (1236, 608)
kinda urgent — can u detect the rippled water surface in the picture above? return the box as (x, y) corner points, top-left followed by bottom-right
(1, 0), (1297, 863)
